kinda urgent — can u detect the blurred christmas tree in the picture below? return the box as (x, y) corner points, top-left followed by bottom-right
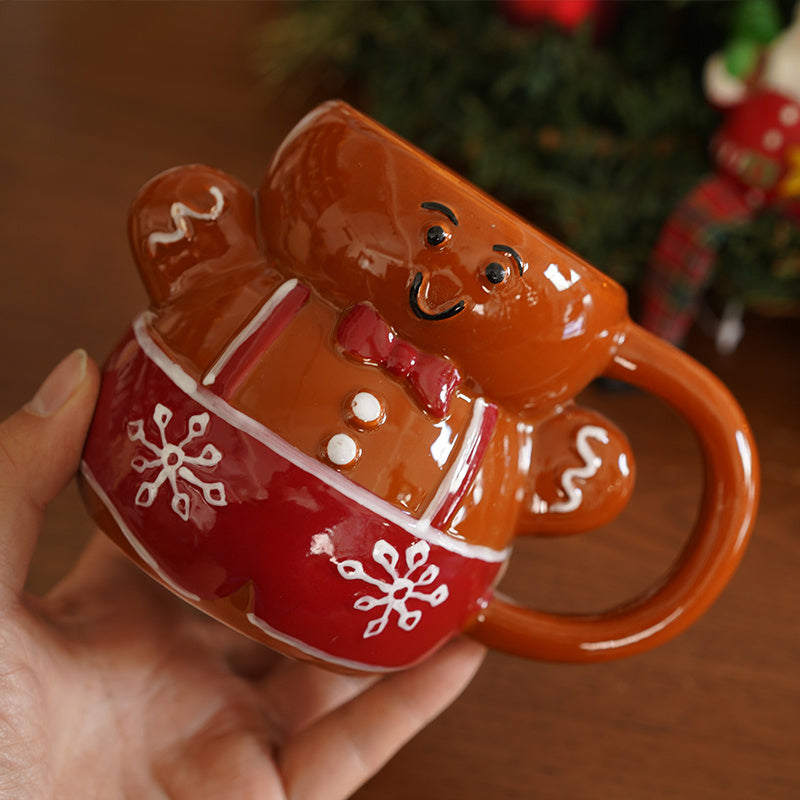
(256, 0), (800, 316)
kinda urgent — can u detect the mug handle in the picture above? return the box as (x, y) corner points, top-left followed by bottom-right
(465, 321), (759, 662)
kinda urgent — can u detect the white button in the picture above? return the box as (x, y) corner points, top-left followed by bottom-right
(779, 104), (800, 127)
(351, 391), (383, 424)
(326, 433), (359, 467)
(763, 128), (783, 152)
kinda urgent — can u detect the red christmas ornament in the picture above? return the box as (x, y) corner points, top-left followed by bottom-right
(497, 0), (616, 33)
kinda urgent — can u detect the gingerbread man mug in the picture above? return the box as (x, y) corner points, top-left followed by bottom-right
(80, 102), (759, 672)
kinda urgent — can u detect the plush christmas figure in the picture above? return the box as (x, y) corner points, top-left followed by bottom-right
(640, 0), (800, 350)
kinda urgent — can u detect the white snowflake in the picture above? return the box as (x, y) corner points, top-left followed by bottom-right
(337, 540), (449, 639)
(127, 403), (226, 521)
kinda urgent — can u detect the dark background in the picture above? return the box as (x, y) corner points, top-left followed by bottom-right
(1, 4), (798, 798)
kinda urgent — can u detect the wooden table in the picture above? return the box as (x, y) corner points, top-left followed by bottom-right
(2, 4), (798, 798)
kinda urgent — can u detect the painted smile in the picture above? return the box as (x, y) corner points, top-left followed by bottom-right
(409, 272), (466, 321)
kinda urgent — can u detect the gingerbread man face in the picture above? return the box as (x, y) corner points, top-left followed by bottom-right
(259, 102), (628, 415)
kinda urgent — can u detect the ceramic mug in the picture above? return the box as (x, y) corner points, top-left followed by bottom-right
(80, 101), (759, 673)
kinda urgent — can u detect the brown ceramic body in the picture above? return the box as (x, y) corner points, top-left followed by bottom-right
(80, 102), (759, 671)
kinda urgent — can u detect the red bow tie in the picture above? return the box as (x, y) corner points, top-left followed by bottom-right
(336, 305), (462, 418)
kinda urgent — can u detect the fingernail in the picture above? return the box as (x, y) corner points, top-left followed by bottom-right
(26, 349), (88, 418)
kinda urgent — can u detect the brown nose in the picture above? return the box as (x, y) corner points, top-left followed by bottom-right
(409, 272), (465, 321)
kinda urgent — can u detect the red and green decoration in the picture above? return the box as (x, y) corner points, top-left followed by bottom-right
(641, 0), (800, 346)
(495, 0), (618, 34)
(258, 0), (800, 344)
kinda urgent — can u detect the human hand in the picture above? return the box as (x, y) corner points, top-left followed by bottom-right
(0, 350), (486, 800)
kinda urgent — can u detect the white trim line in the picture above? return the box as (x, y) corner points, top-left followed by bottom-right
(245, 612), (407, 673)
(80, 461), (201, 602)
(148, 186), (225, 251)
(549, 425), (609, 514)
(132, 313), (509, 564)
(81, 461), (414, 672)
(202, 278), (299, 386)
(420, 397), (489, 526)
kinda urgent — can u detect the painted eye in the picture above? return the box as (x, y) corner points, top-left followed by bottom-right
(484, 261), (507, 285)
(426, 225), (449, 247)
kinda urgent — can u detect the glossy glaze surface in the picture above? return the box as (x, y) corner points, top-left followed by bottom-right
(81, 101), (759, 670)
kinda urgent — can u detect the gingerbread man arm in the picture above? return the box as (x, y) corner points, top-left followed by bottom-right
(128, 164), (284, 376)
(515, 403), (636, 536)
(129, 164), (266, 306)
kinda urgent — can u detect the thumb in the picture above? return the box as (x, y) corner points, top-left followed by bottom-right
(0, 350), (100, 596)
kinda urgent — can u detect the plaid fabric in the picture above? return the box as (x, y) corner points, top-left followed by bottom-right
(640, 175), (754, 345)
